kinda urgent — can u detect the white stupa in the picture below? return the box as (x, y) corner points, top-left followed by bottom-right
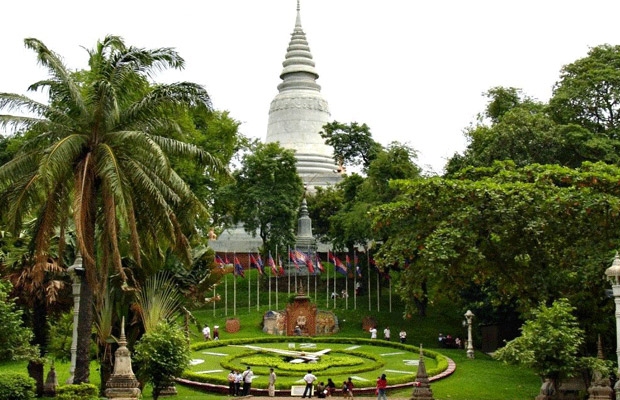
(266, 0), (343, 190)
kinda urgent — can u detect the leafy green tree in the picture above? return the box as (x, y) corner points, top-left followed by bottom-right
(447, 84), (620, 175)
(0, 280), (36, 361)
(482, 86), (525, 124)
(305, 185), (343, 243)
(494, 298), (583, 390)
(320, 121), (382, 171)
(372, 161), (620, 327)
(549, 44), (620, 139)
(0, 36), (221, 383)
(220, 142), (304, 253)
(133, 322), (190, 400)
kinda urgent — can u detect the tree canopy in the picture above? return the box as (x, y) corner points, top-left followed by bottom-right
(0, 36), (222, 383)
(217, 142), (304, 254)
(372, 161), (620, 328)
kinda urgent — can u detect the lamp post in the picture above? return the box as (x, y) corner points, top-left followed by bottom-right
(464, 309), (475, 359)
(66, 253), (84, 384)
(605, 252), (620, 395)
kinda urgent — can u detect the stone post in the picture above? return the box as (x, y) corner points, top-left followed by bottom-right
(66, 253), (83, 384)
(464, 309), (475, 359)
(605, 252), (620, 400)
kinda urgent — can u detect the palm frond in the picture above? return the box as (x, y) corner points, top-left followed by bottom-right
(23, 38), (86, 115)
(135, 272), (182, 333)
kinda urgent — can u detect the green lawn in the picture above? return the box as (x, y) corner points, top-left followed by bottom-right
(0, 273), (542, 399)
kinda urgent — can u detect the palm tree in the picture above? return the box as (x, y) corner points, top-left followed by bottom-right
(0, 36), (222, 383)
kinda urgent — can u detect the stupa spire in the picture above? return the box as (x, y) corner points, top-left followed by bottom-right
(266, 0), (342, 191)
(278, 0), (320, 91)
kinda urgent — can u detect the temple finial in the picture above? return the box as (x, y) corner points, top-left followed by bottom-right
(119, 316), (127, 346)
(297, 0), (300, 12)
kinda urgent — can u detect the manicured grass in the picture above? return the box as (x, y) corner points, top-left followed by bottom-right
(0, 274), (542, 399)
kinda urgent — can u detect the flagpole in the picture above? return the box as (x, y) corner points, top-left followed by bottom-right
(248, 255), (251, 313)
(276, 253), (280, 310)
(288, 246), (291, 297)
(225, 273), (228, 316)
(353, 250), (357, 310)
(213, 285), (216, 317)
(367, 249), (371, 311)
(269, 251), (272, 310)
(257, 260), (260, 312)
(314, 270), (317, 303)
(389, 274), (392, 313)
(326, 258), (330, 308)
(376, 265), (380, 312)
(233, 258), (237, 316)
(345, 267), (349, 310)
(333, 251), (336, 309)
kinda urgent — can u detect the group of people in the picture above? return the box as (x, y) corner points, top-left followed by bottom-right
(308, 375), (354, 398)
(227, 366), (254, 396)
(202, 324), (219, 340)
(438, 332), (462, 349)
(229, 367), (388, 399)
(369, 326), (407, 343)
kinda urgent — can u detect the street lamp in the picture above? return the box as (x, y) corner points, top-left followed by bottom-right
(464, 309), (475, 359)
(605, 252), (620, 392)
(66, 253), (84, 384)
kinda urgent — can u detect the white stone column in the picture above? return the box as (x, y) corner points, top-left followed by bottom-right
(66, 254), (83, 384)
(465, 309), (475, 359)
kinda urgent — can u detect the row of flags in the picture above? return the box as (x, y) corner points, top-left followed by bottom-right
(215, 251), (392, 280)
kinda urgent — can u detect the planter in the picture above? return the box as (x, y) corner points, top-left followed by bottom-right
(225, 318), (240, 333)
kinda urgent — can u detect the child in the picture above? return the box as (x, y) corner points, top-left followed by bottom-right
(342, 381), (350, 398)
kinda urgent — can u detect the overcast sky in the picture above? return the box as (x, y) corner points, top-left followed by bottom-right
(3, 0), (620, 173)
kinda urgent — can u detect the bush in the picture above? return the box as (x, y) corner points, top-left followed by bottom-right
(0, 281), (36, 361)
(55, 383), (99, 400)
(134, 322), (190, 400)
(0, 372), (35, 400)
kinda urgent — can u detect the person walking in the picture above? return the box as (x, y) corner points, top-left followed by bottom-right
(268, 367), (277, 397)
(234, 370), (242, 396)
(369, 326), (377, 339)
(399, 329), (406, 343)
(346, 377), (355, 398)
(227, 370), (236, 396)
(376, 374), (388, 400)
(202, 324), (211, 340)
(383, 326), (391, 341)
(302, 369), (317, 398)
(242, 366), (254, 395)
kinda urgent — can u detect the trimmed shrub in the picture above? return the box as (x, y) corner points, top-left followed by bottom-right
(55, 383), (99, 400)
(0, 373), (35, 400)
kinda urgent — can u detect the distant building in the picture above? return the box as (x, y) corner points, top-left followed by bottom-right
(265, 0), (342, 191)
(211, 1), (340, 255)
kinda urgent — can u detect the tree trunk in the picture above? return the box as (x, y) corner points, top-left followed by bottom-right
(73, 172), (98, 384)
(73, 275), (94, 384)
(27, 359), (44, 397)
(32, 298), (48, 356)
(414, 280), (429, 316)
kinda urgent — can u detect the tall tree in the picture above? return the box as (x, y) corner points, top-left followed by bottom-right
(222, 142), (304, 253)
(446, 85), (620, 175)
(0, 36), (221, 383)
(372, 161), (620, 330)
(320, 121), (382, 172)
(549, 44), (620, 139)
